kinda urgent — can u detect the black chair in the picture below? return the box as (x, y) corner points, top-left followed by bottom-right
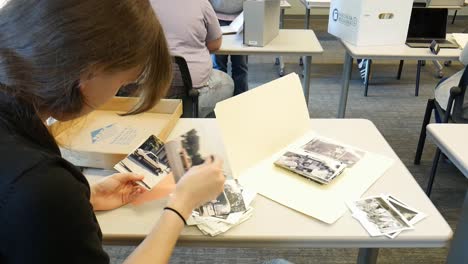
(165, 56), (200, 118)
(117, 56), (199, 118)
(414, 64), (468, 195)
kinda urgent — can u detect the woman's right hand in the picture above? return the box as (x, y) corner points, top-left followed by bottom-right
(166, 155), (225, 219)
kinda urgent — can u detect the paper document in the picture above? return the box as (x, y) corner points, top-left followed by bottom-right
(452, 33), (468, 49)
(221, 12), (244, 35)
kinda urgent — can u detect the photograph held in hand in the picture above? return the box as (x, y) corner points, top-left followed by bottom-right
(114, 135), (171, 190)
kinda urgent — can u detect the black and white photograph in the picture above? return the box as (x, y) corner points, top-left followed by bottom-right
(386, 196), (426, 224)
(195, 192), (231, 218)
(353, 197), (413, 235)
(387, 199), (418, 222)
(114, 135), (170, 189)
(274, 150), (346, 184)
(165, 129), (204, 182)
(223, 180), (247, 213)
(301, 138), (365, 167)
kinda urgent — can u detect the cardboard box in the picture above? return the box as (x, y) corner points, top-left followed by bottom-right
(51, 97), (182, 169)
(328, 0), (413, 46)
(243, 0), (280, 47)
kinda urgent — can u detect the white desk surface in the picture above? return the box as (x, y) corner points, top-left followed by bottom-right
(300, 0), (331, 8)
(427, 124), (468, 177)
(341, 35), (462, 61)
(216, 29), (324, 56)
(87, 119), (451, 248)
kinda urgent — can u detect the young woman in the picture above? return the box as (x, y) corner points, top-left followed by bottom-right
(0, 1), (225, 263)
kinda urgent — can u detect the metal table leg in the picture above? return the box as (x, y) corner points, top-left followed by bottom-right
(278, 8), (286, 77)
(338, 52), (353, 118)
(303, 56), (312, 107)
(397, 60), (404, 80)
(446, 189), (468, 264)
(426, 148), (442, 196)
(364, 59), (372, 97)
(415, 60), (422, 96)
(357, 248), (379, 264)
(299, 7), (311, 67)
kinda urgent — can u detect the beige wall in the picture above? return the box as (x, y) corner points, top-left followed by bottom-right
(284, 0), (468, 16)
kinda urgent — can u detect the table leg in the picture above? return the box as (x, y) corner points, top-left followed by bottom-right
(338, 52), (353, 118)
(426, 148), (442, 196)
(278, 9), (285, 76)
(397, 60), (404, 80)
(364, 59), (372, 97)
(415, 60), (422, 96)
(357, 248), (379, 264)
(303, 56), (312, 106)
(446, 189), (468, 264)
(304, 7), (310, 29)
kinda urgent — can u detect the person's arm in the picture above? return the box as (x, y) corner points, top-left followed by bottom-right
(203, 0), (223, 53)
(207, 37), (222, 52)
(123, 156), (225, 264)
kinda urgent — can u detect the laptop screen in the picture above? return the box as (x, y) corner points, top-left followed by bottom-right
(407, 8), (448, 40)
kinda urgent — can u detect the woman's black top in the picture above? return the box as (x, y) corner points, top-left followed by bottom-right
(0, 92), (109, 263)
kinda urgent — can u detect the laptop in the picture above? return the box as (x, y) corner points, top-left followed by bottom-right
(412, 0), (465, 7)
(406, 8), (459, 48)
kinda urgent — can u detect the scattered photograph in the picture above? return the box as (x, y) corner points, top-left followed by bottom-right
(195, 192), (231, 217)
(386, 199), (418, 222)
(301, 138), (365, 167)
(352, 197), (413, 235)
(275, 150), (346, 184)
(115, 135), (170, 189)
(194, 180), (248, 218)
(223, 180), (247, 213)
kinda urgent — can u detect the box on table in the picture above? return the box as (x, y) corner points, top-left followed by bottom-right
(50, 97), (182, 169)
(328, 0), (413, 46)
(243, 0), (280, 47)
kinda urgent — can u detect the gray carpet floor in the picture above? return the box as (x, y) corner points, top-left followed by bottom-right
(104, 16), (468, 264)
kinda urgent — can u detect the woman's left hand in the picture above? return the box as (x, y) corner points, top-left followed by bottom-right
(90, 173), (147, 211)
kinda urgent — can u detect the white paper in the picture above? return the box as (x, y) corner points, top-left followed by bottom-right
(452, 33), (468, 49)
(215, 73), (311, 178)
(238, 132), (394, 224)
(221, 12), (244, 35)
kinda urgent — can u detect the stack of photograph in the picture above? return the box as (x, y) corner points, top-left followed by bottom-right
(348, 194), (426, 239)
(187, 180), (256, 236)
(274, 137), (365, 184)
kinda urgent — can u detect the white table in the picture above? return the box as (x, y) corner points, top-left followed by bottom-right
(217, 29), (324, 106)
(337, 37), (463, 118)
(88, 119), (452, 264)
(426, 124), (468, 264)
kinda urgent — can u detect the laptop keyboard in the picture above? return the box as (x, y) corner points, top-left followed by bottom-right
(410, 39), (452, 44)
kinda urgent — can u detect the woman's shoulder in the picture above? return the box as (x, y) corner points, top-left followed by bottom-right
(0, 154), (108, 263)
(0, 130), (89, 211)
(0, 156), (90, 209)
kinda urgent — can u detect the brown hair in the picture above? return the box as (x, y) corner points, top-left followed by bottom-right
(0, 0), (172, 118)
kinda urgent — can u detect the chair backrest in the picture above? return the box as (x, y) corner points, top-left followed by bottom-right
(117, 56), (199, 118)
(166, 56), (199, 118)
(452, 64), (468, 122)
